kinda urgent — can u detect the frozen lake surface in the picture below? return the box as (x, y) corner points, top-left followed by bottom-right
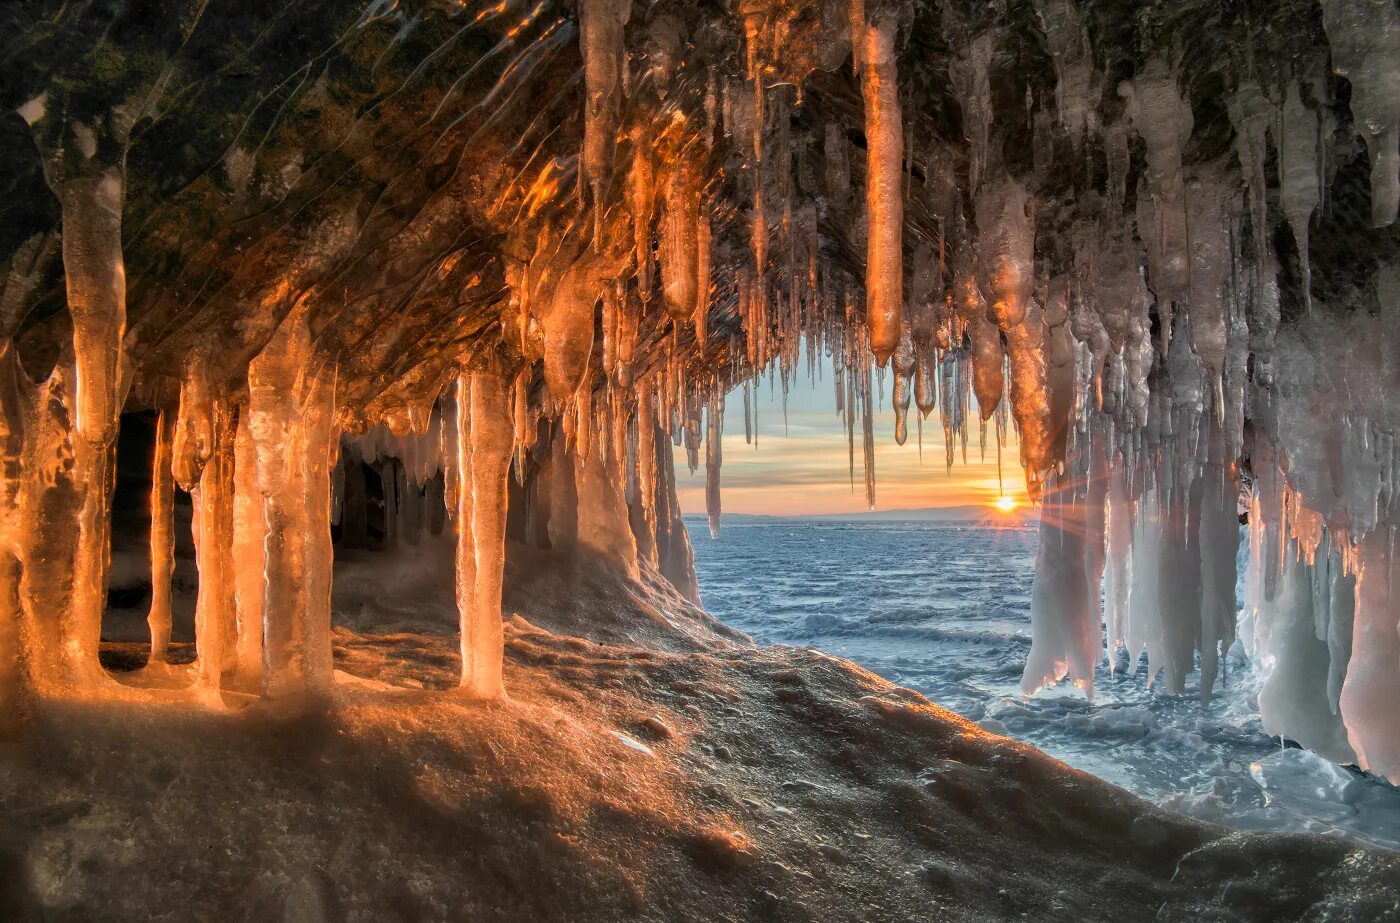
(687, 517), (1400, 851)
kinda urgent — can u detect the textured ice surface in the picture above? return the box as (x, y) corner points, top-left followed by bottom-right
(689, 517), (1400, 851)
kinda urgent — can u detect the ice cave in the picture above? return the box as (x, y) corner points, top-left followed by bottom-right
(2, 0), (1400, 918)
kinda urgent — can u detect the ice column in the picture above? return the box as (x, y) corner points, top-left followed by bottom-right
(191, 399), (236, 701)
(56, 166), (129, 685)
(249, 307), (338, 704)
(454, 370), (513, 699)
(1021, 469), (1099, 698)
(145, 409), (176, 665)
(0, 342), (30, 726)
(1340, 531), (1400, 782)
(231, 413), (264, 686)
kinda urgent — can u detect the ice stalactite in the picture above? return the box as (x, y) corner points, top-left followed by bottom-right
(695, 213), (712, 348)
(636, 382), (659, 564)
(661, 159), (703, 326)
(145, 409), (176, 666)
(1319, 0), (1400, 227)
(1122, 58), (1192, 344)
(705, 390), (722, 538)
(1227, 79), (1272, 261)
(454, 369), (513, 699)
(949, 31), (996, 193)
(629, 141), (656, 302)
(1184, 164), (1230, 381)
(579, 0), (632, 244)
(891, 324), (912, 445)
(1278, 83), (1320, 314)
(1033, 0), (1097, 148)
(859, 5), (903, 365)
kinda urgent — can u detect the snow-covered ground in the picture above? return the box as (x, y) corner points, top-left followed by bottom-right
(687, 517), (1400, 851)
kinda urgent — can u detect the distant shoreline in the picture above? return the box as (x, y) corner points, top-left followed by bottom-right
(681, 505), (1038, 525)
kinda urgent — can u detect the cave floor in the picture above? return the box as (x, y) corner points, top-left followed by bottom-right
(3, 548), (1398, 922)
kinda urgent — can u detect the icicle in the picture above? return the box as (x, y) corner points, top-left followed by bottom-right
(637, 381), (659, 563)
(849, 0), (865, 76)
(628, 142), (656, 302)
(579, 0), (632, 245)
(705, 390), (723, 538)
(1122, 58), (1193, 323)
(695, 210), (712, 346)
(542, 254), (609, 407)
(949, 32), (996, 192)
(1033, 0), (1096, 149)
(1319, 0), (1400, 226)
(1257, 536), (1357, 764)
(861, 356), (875, 508)
(892, 323), (913, 445)
(860, 6), (903, 365)
(824, 122), (850, 214)
(660, 159), (701, 323)
(1279, 83), (1320, 314)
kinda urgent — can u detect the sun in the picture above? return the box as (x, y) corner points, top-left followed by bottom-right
(992, 495), (1019, 513)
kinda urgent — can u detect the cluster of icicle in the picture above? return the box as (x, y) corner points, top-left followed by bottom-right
(560, 0), (1400, 786)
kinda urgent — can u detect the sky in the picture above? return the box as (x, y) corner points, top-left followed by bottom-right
(673, 355), (1032, 517)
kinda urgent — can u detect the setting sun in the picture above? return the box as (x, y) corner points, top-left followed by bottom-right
(992, 496), (1019, 512)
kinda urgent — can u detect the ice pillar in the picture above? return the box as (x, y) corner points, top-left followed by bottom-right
(56, 168), (129, 686)
(1021, 469), (1099, 698)
(454, 370), (513, 699)
(1340, 531), (1400, 783)
(249, 308), (338, 705)
(0, 342), (30, 729)
(145, 409), (176, 665)
(192, 400), (236, 701)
